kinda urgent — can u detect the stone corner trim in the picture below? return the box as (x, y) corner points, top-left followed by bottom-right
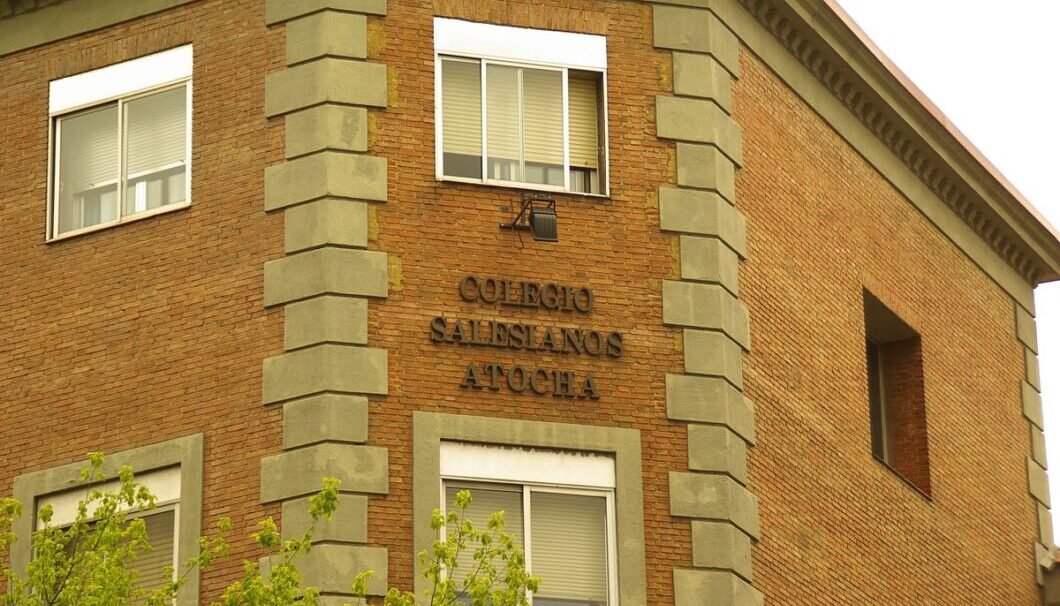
(652, 2), (763, 602)
(1016, 303), (1054, 584)
(260, 5), (391, 601)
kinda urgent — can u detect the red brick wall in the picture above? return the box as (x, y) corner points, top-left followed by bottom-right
(735, 48), (1038, 604)
(0, 0), (285, 597)
(366, 0), (687, 602)
(881, 336), (931, 495)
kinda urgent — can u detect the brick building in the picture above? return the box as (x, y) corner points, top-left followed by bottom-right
(2, 0), (1060, 604)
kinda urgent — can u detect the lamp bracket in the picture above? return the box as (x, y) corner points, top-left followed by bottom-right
(500, 193), (556, 232)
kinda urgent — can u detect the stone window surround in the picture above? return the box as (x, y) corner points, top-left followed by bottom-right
(11, 433), (204, 606)
(412, 412), (646, 606)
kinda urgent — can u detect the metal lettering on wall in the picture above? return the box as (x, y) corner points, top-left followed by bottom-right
(429, 276), (624, 400)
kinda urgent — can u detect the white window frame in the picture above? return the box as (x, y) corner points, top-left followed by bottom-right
(434, 18), (609, 197)
(47, 45), (193, 242)
(439, 442), (619, 606)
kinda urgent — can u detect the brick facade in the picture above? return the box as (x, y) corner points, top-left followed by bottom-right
(0, 0), (1056, 604)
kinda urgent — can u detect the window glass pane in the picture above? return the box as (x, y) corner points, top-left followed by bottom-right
(530, 492), (608, 606)
(124, 86), (187, 214)
(56, 104), (119, 234)
(442, 59), (483, 179)
(445, 484), (524, 587)
(522, 68), (563, 186)
(131, 509), (176, 591)
(486, 64), (521, 181)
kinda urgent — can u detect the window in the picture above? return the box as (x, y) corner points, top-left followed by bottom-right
(440, 441), (617, 606)
(37, 466), (181, 590)
(11, 434), (204, 606)
(864, 290), (931, 496)
(435, 18), (608, 195)
(48, 45), (192, 240)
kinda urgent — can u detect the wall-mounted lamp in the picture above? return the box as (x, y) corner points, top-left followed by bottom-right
(500, 194), (558, 243)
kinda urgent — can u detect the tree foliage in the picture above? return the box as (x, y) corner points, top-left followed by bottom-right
(0, 453), (228, 606)
(0, 456), (537, 606)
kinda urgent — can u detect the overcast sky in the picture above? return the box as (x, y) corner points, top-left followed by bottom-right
(832, 1), (1060, 526)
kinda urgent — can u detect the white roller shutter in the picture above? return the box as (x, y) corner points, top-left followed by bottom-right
(441, 59), (482, 158)
(530, 492), (609, 605)
(131, 509), (176, 591)
(486, 64), (521, 170)
(125, 85), (187, 177)
(445, 485), (524, 586)
(568, 73), (599, 169)
(521, 68), (563, 168)
(57, 103), (118, 195)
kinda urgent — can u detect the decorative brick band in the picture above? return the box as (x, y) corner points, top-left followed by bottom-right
(653, 4), (763, 604)
(260, 1), (390, 598)
(1016, 304), (1054, 584)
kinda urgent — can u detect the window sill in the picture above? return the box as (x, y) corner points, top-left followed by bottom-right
(437, 176), (610, 201)
(46, 201), (191, 244)
(872, 455), (933, 502)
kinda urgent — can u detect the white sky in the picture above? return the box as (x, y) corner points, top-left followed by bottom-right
(833, 1), (1060, 530)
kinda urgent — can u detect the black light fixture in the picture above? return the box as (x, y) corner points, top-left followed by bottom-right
(500, 194), (558, 243)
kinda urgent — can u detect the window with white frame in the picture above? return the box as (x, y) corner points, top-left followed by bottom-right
(36, 466), (181, 591)
(434, 18), (608, 195)
(440, 441), (617, 606)
(48, 45), (192, 239)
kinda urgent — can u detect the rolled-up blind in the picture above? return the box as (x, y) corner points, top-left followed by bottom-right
(522, 68), (563, 168)
(125, 85), (187, 177)
(486, 64), (520, 169)
(131, 509), (176, 591)
(58, 103), (118, 195)
(441, 59), (482, 157)
(568, 73), (599, 169)
(445, 485), (524, 587)
(530, 492), (608, 606)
